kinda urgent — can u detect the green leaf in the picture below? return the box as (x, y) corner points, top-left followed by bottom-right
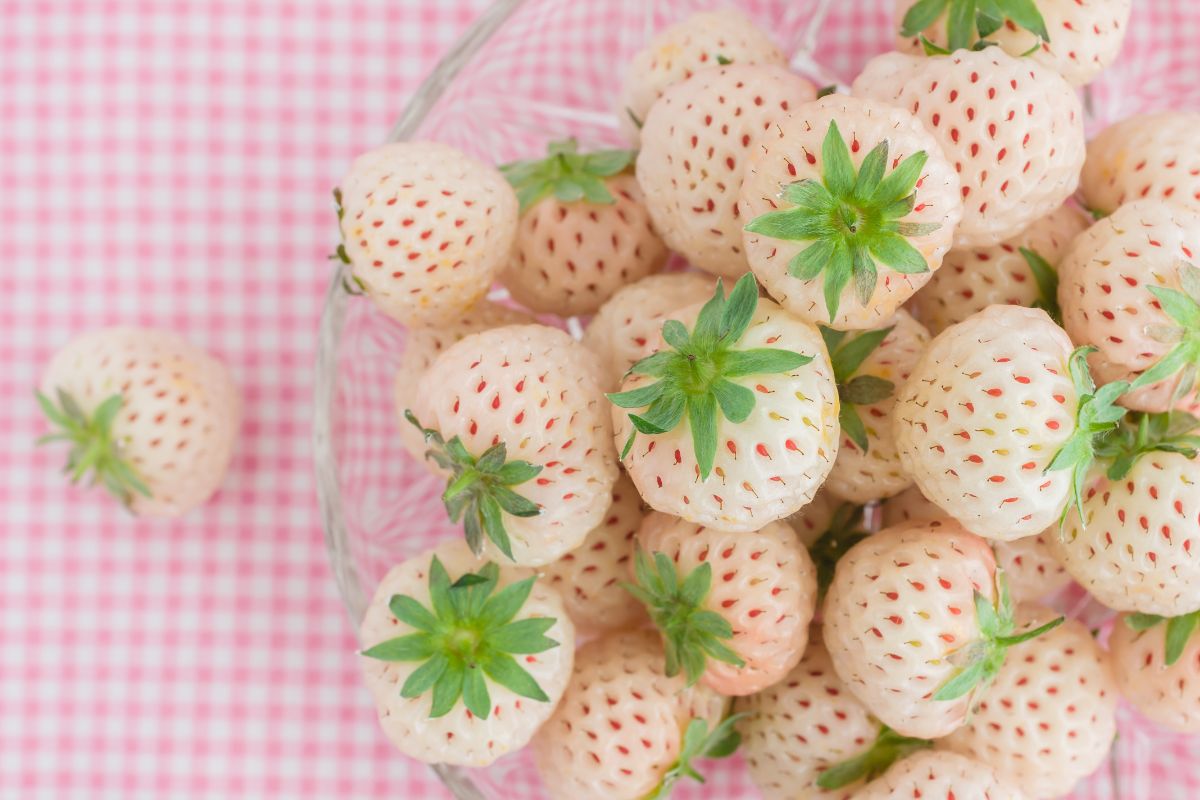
(494, 459), (542, 486)
(824, 239), (853, 320)
(839, 404), (870, 452)
(852, 243), (878, 306)
(1150, 284), (1200, 328)
(995, 615), (1064, 647)
(1002, 0), (1051, 42)
(868, 233), (930, 274)
(400, 653), (450, 700)
(973, 589), (1000, 637)
(873, 150), (928, 206)
(852, 140), (889, 203)
(361, 633), (435, 662)
(482, 652), (550, 702)
(788, 239), (836, 281)
(900, 0), (949, 36)
(429, 660), (466, 718)
(608, 380), (668, 409)
(1021, 247), (1061, 324)
(932, 658), (987, 701)
(491, 484), (541, 517)
(388, 594), (440, 632)
(783, 179), (837, 211)
(842, 374), (895, 405)
(816, 84), (838, 99)
(489, 617), (559, 654)
(582, 149), (635, 176)
(947, 0), (978, 51)
(500, 139), (635, 213)
(711, 379), (755, 424)
(1133, 340), (1200, 392)
(720, 274), (760, 343)
(715, 53), (732, 65)
(461, 665), (492, 719)
(822, 121), (856, 197)
(689, 393), (719, 480)
(1126, 613), (1166, 632)
(745, 207), (832, 241)
(662, 319), (691, 350)
(1164, 612), (1200, 666)
(723, 348), (813, 377)
(830, 326), (894, 381)
(480, 576), (536, 629)
(475, 442), (508, 475)
(427, 557), (457, 622)
(479, 494), (515, 561)
(816, 726), (932, 790)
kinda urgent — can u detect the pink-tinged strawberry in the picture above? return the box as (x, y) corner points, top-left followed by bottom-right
(741, 95), (961, 329)
(853, 749), (1027, 800)
(914, 201), (1090, 335)
(895, 0), (1131, 87)
(498, 140), (667, 316)
(531, 628), (733, 800)
(823, 518), (1064, 739)
(610, 274), (840, 532)
(395, 301), (534, 462)
(894, 305), (1128, 541)
(409, 324), (618, 566)
(853, 49), (1085, 248)
(618, 8), (786, 141)
(882, 487), (1072, 602)
(938, 605), (1118, 799)
(1058, 200), (1200, 413)
(738, 635), (931, 800)
(636, 64), (817, 278)
(1110, 611), (1200, 733)
(335, 142), (518, 326)
(37, 327), (240, 518)
(630, 511), (818, 696)
(1081, 111), (1200, 216)
(822, 311), (931, 503)
(1048, 410), (1200, 616)
(358, 539), (573, 767)
(582, 271), (717, 392)
(539, 472), (647, 635)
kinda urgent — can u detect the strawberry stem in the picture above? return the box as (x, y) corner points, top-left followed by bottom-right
(642, 713), (745, 799)
(821, 326), (896, 453)
(816, 725), (931, 789)
(499, 138), (636, 213)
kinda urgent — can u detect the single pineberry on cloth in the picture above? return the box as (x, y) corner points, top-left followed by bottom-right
(37, 327), (240, 518)
(609, 273), (839, 532)
(358, 540), (574, 767)
(740, 94), (961, 330)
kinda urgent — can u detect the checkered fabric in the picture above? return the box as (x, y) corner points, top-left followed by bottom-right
(2, 1), (1199, 799)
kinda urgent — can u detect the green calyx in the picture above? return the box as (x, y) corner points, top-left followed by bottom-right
(934, 570), (1064, 701)
(744, 122), (940, 321)
(642, 713), (745, 800)
(821, 325), (896, 453)
(622, 548), (745, 687)
(1044, 346), (1130, 527)
(1129, 261), (1200, 403)
(500, 138), (636, 213)
(405, 410), (543, 561)
(1095, 411), (1200, 481)
(36, 389), (152, 507)
(1126, 611), (1200, 667)
(361, 558), (559, 719)
(816, 725), (931, 790)
(608, 273), (813, 480)
(900, 0), (1051, 54)
(1020, 247), (1061, 325)
(807, 503), (871, 597)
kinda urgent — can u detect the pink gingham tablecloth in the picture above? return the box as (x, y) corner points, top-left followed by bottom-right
(0, 1), (488, 797)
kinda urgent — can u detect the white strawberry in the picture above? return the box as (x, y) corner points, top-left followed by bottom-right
(630, 511), (818, 696)
(1081, 111), (1200, 216)
(499, 140), (667, 316)
(1109, 611), (1200, 733)
(1057, 200), (1200, 413)
(740, 94), (962, 330)
(894, 0), (1132, 87)
(531, 628), (732, 800)
(581, 271), (716, 392)
(938, 605), (1118, 799)
(358, 539), (574, 767)
(737, 634), (930, 800)
(822, 311), (931, 503)
(914, 201), (1090, 335)
(409, 324), (618, 567)
(894, 304), (1127, 541)
(610, 275), (840, 533)
(335, 141), (517, 326)
(636, 64), (817, 278)
(619, 8), (786, 141)
(1047, 411), (1200, 617)
(823, 518), (1063, 739)
(539, 472), (646, 635)
(395, 301), (534, 462)
(852, 48), (1085, 248)
(882, 487), (1072, 602)
(37, 327), (240, 518)
(853, 749), (1027, 800)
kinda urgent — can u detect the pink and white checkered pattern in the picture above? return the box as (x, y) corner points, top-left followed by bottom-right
(3, 0), (1200, 798)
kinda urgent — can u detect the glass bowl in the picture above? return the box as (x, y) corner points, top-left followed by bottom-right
(314, 1), (1200, 797)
